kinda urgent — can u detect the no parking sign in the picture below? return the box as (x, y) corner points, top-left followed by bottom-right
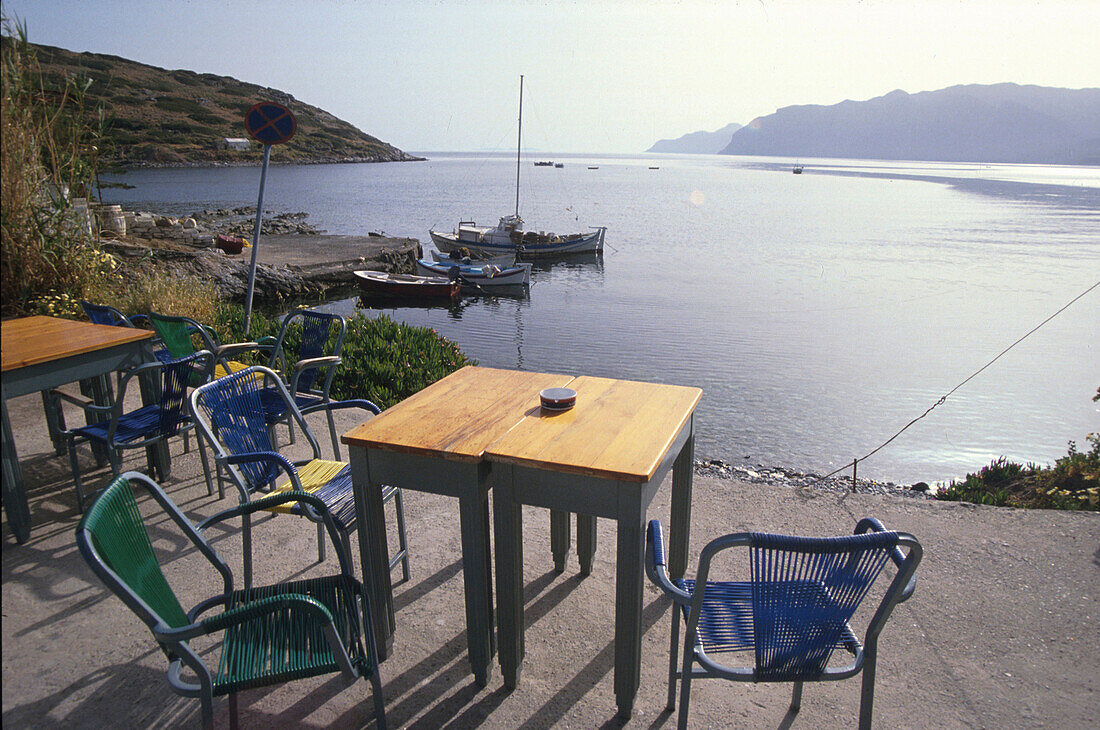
(244, 102), (296, 145)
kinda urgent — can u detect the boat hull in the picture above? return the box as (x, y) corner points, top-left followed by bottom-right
(429, 227), (604, 258)
(354, 270), (460, 299)
(416, 259), (532, 286)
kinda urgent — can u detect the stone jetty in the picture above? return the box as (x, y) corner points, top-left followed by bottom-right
(100, 207), (420, 302)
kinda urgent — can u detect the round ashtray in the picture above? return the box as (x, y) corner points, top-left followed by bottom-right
(540, 387), (576, 411)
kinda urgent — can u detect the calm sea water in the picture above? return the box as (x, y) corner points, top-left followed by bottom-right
(103, 153), (1100, 485)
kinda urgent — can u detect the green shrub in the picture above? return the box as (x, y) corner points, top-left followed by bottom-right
(937, 434), (1099, 511)
(209, 307), (474, 409)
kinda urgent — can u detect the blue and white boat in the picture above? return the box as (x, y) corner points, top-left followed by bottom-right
(428, 75), (606, 259)
(416, 257), (532, 287)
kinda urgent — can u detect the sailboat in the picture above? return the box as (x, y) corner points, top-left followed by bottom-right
(429, 76), (606, 259)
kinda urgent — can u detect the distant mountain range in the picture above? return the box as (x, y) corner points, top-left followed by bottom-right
(17, 40), (420, 166)
(652, 84), (1099, 165)
(647, 123), (743, 154)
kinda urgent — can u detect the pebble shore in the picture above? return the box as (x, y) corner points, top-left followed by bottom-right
(693, 458), (935, 499)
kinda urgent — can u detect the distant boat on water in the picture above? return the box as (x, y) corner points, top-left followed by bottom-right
(793, 164), (804, 174)
(429, 75), (606, 259)
(534, 160), (554, 167)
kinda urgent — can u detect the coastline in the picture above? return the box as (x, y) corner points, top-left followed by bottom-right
(694, 457), (935, 499)
(111, 153), (427, 170)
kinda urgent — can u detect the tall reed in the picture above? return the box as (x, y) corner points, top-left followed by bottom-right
(1, 18), (107, 316)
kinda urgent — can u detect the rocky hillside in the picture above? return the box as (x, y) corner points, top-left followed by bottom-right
(647, 122), (742, 154)
(22, 40), (421, 166)
(719, 84), (1100, 165)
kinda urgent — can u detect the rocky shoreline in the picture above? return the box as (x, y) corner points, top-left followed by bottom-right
(117, 153), (426, 169)
(693, 458), (936, 499)
(100, 205), (420, 303)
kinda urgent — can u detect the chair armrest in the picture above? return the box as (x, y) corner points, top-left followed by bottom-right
(856, 517), (919, 601)
(292, 355), (340, 373)
(645, 520), (692, 603)
(204, 593), (334, 634)
(301, 399), (381, 417)
(197, 490), (356, 577)
(159, 593), (334, 642)
(50, 389), (104, 412)
(215, 341), (263, 359)
(127, 313), (151, 327)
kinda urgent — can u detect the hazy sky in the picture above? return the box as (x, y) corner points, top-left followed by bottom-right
(4, 0), (1098, 153)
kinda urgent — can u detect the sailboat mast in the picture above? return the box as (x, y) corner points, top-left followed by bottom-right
(515, 74), (523, 218)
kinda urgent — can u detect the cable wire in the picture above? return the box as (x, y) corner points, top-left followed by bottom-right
(807, 279), (1100, 487)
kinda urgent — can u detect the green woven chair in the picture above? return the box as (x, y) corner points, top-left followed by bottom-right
(147, 311), (267, 382)
(75, 472), (386, 729)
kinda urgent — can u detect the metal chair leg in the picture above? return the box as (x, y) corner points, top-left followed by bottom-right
(667, 605), (681, 710)
(677, 631), (695, 730)
(393, 487), (410, 581)
(68, 438), (87, 513)
(790, 680), (804, 713)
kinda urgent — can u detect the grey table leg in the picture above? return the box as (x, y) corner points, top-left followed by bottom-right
(577, 513), (597, 576)
(1, 397), (31, 544)
(668, 428), (694, 580)
(458, 487), (495, 687)
(134, 346), (170, 480)
(550, 508), (570, 572)
(41, 391), (66, 456)
(81, 377), (111, 466)
(350, 448), (396, 660)
(493, 465), (524, 689)
(614, 505), (647, 719)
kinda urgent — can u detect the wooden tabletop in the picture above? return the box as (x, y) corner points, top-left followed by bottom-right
(485, 375), (702, 482)
(342, 365), (702, 480)
(1, 316), (152, 373)
(341, 366), (574, 462)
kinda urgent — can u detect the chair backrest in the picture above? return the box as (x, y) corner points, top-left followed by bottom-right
(148, 312), (217, 359)
(155, 353), (211, 437)
(191, 366), (320, 490)
(81, 301), (132, 327)
(271, 310), (346, 394)
(746, 531), (898, 681)
(75, 474), (190, 634)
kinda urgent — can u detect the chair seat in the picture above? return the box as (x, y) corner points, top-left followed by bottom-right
(675, 578), (859, 661)
(257, 387), (322, 422)
(212, 574), (366, 695)
(73, 405), (188, 445)
(271, 459), (357, 531)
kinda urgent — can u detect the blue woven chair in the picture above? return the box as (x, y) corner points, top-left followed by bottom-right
(645, 518), (922, 730)
(76, 472), (386, 729)
(81, 301), (174, 362)
(258, 309), (347, 457)
(52, 351), (214, 512)
(190, 366), (409, 588)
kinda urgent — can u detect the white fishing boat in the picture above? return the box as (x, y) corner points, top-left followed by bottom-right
(429, 76), (607, 259)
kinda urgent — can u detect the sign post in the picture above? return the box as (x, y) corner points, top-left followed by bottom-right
(242, 102), (296, 334)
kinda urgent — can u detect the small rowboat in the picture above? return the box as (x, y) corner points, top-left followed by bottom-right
(354, 270), (460, 299)
(416, 258), (532, 287)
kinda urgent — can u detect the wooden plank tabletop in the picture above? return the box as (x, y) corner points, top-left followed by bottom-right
(341, 366), (575, 461)
(2, 316), (152, 373)
(485, 375), (702, 482)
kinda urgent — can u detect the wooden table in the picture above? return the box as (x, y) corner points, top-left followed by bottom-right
(341, 366), (574, 686)
(487, 375), (701, 719)
(2, 316), (155, 543)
